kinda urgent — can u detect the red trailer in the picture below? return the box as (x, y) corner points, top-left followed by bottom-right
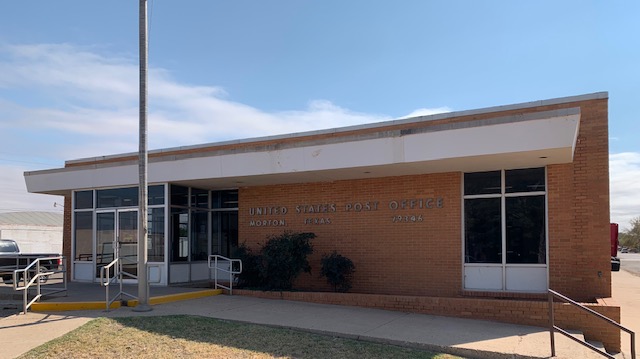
(611, 223), (620, 271)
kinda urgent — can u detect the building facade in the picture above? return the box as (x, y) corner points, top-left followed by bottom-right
(0, 212), (63, 254)
(24, 92), (620, 348)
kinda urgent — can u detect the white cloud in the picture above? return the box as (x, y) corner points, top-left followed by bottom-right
(402, 107), (452, 118)
(610, 152), (640, 231)
(1, 43), (637, 231)
(0, 43), (395, 160)
(0, 165), (63, 213)
(0, 42), (430, 212)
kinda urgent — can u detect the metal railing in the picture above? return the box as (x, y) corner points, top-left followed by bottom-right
(208, 255), (242, 295)
(12, 256), (67, 314)
(100, 258), (137, 311)
(548, 289), (636, 359)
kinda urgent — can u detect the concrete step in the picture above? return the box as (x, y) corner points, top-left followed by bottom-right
(556, 330), (614, 359)
(586, 339), (605, 352)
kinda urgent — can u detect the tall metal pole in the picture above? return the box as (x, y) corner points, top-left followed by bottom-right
(134, 0), (152, 312)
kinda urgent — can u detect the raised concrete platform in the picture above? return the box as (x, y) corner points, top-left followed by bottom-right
(1, 273), (635, 359)
(0, 279), (221, 311)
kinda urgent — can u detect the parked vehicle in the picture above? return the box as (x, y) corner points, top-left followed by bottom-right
(0, 239), (61, 283)
(611, 223), (620, 272)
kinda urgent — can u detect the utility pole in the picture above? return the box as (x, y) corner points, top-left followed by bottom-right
(134, 0), (152, 312)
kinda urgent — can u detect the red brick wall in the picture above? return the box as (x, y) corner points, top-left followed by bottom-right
(547, 98), (611, 301)
(239, 172), (462, 297)
(237, 97), (611, 301)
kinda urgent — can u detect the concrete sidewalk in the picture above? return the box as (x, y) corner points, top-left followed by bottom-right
(612, 269), (640, 356)
(1, 270), (638, 359)
(0, 292), (608, 359)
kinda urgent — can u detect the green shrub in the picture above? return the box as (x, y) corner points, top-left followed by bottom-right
(232, 244), (262, 288)
(259, 232), (315, 290)
(234, 232), (315, 291)
(320, 251), (355, 292)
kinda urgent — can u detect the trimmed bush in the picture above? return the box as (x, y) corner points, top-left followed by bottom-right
(320, 251), (355, 292)
(232, 244), (262, 288)
(259, 232), (315, 290)
(234, 232), (315, 291)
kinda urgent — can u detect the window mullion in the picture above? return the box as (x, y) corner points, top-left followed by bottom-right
(501, 169), (507, 290)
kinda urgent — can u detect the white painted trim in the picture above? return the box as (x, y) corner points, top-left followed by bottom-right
(26, 111), (580, 195)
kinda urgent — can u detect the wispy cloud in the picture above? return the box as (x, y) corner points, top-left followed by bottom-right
(0, 164), (63, 212)
(401, 107), (452, 118)
(0, 43), (447, 213)
(3, 43), (636, 231)
(0, 43), (397, 160)
(610, 152), (640, 230)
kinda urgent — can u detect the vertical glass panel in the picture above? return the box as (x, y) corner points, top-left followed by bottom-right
(464, 198), (502, 263)
(148, 208), (165, 262)
(464, 171), (501, 195)
(97, 187), (138, 208)
(170, 185), (189, 207)
(191, 188), (209, 209)
(170, 208), (189, 262)
(506, 196), (546, 264)
(222, 212), (239, 257)
(211, 211), (239, 257)
(191, 210), (208, 261)
(74, 191), (93, 209)
(211, 212), (220, 256)
(118, 211), (138, 277)
(212, 190), (239, 209)
(74, 212), (93, 261)
(96, 212), (115, 271)
(148, 185), (165, 205)
(505, 168), (545, 193)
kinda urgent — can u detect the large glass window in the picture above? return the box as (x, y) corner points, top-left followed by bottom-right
(464, 198), (501, 263)
(212, 211), (239, 257)
(191, 188), (209, 209)
(148, 208), (165, 262)
(190, 210), (209, 261)
(96, 212), (115, 266)
(464, 171), (501, 195)
(171, 208), (189, 262)
(97, 187), (138, 208)
(170, 185), (189, 207)
(464, 168), (546, 265)
(75, 191), (93, 209)
(505, 168), (545, 193)
(148, 185), (165, 205)
(506, 196), (546, 264)
(74, 212), (93, 261)
(212, 190), (238, 209)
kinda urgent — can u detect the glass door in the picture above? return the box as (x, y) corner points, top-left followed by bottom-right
(118, 210), (138, 278)
(96, 212), (115, 277)
(95, 210), (138, 282)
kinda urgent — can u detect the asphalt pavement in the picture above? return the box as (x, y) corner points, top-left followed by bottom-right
(618, 252), (640, 276)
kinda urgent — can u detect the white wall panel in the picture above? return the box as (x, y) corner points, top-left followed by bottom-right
(505, 266), (547, 292)
(464, 266), (503, 290)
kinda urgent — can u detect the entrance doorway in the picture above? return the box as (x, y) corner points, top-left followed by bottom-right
(96, 209), (138, 281)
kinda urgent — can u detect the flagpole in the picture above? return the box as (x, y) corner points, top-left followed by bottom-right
(134, 0), (152, 312)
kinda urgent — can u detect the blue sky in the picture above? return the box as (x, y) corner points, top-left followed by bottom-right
(0, 1), (638, 229)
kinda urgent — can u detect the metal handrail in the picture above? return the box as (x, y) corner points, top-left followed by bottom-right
(548, 289), (636, 359)
(100, 257), (137, 311)
(12, 256), (67, 314)
(208, 255), (242, 295)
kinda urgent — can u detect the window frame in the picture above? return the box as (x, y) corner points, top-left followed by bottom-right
(462, 167), (548, 292)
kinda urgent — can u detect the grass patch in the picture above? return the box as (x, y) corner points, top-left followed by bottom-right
(18, 315), (462, 359)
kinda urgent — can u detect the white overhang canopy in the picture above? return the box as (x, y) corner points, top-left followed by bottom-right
(25, 107), (581, 196)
